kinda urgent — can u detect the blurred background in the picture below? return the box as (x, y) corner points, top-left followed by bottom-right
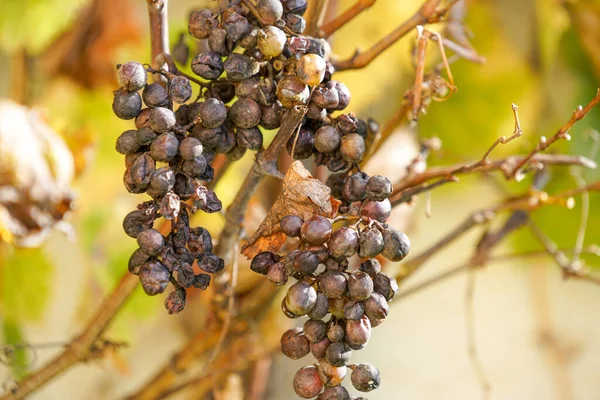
(0, 0), (599, 399)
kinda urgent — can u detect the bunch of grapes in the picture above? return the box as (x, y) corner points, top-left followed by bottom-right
(251, 172), (410, 399)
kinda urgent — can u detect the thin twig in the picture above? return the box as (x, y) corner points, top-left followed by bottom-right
(332, 0), (448, 70)
(320, 0), (376, 38)
(464, 270), (492, 400)
(510, 89), (600, 180)
(390, 175), (458, 206)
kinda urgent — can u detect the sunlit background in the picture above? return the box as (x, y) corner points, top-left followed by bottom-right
(1, 0), (599, 399)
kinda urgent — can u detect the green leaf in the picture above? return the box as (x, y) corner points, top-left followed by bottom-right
(1, 248), (53, 322)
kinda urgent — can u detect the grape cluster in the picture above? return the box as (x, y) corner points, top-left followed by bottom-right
(251, 179), (409, 398)
(113, 59), (226, 314)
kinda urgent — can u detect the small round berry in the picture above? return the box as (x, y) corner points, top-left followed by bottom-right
(142, 83), (168, 108)
(150, 132), (179, 162)
(340, 133), (365, 164)
(267, 262), (288, 286)
(297, 54), (326, 86)
(139, 260), (170, 295)
(117, 61), (147, 92)
(286, 126), (314, 160)
(364, 292), (389, 321)
(317, 385), (350, 400)
(260, 101), (283, 129)
(294, 251), (319, 274)
(179, 137), (203, 161)
(293, 366), (324, 399)
(135, 107), (152, 128)
(281, 327), (310, 360)
(182, 156), (208, 179)
(359, 258), (382, 276)
(328, 297), (346, 319)
(224, 53), (259, 82)
(191, 125), (223, 149)
(164, 288), (186, 314)
(348, 271), (374, 301)
(366, 175), (393, 201)
(208, 28), (229, 56)
(342, 172), (369, 202)
(257, 0), (283, 24)
(285, 281), (317, 315)
(236, 127), (263, 150)
(116, 129), (140, 155)
(149, 107), (176, 133)
(128, 248), (149, 275)
(230, 98), (262, 128)
(191, 51), (224, 80)
(123, 210), (154, 238)
(113, 90), (142, 120)
(325, 341), (352, 367)
(198, 252), (225, 273)
(326, 323), (345, 343)
(314, 125), (341, 153)
(328, 227), (359, 258)
(285, 13), (306, 35)
(136, 126), (157, 146)
(343, 300), (364, 320)
(300, 215), (332, 245)
(351, 363), (380, 392)
(337, 113), (359, 135)
(283, 0), (308, 15)
(137, 228), (165, 256)
(281, 215), (303, 237)
(373, 273), (399, 301)
(188, 9), (217, 39)
(310, 337), (331, 360)
(319, 270), (347, 298)
(169, 75), (192, 104)
(276, 75), (310, 108)
(360, 198), (391, 223)
(358, 228), (384, 258)
(381, 227), (410, 261)
(334, 81), (351, 110)
(251, 251), (281, 275)
(304, 319), (327, 343)
(312, 82), (339, 109)
(147, 167), (176, 198)
(307, 102), (326, 121)
(257, 26), (287, 58)
(308, 292), (329, 320)
(129, 153), (155, 190)
(346, 316), (372, 346)
(200, 98), (227, 128)
(223, 11), (250, 41)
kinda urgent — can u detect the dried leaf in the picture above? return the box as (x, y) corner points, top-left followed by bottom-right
(0, 100), (75, 247)
(241, 161), (341, 258)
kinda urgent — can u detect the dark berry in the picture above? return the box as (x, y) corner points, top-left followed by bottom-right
(294, 251), (319, 274)
(139, 260), (169, 295)
(308, 292), (329, 320)
(117, 61), (147, 92)
(343, 300), (364, 320)
(142, 83), (168, 108)
(134, 107), (152, 128)
(326, 323), (345, 342)
(364, 292), (388, 321)
(300, 215), (332, 245)
(283, 0), (308, 15)
(179, 137), (203, 160)
(285, 13), (306, 35)
(351, 363), (380, 392)
(381, 227), (410, 261)
(113, 90), (142, 120)
(169, 75), (192, 104)
(310, 337), (331, 360)
(366, 175), (393, 201)
(342, 172), (369, 202)
(267, 261), (288, 286)
(360, 198), (391, 223)
(129, 152), (155, 191)
(251, 251), (281, 275)
(312, 82), (339, 109)
(224, 53), (258, 82)
(191, 51), (224, 80)
(334, 81), (351, 110)
(317, 385), (350, 400)
(359, 258), (382, 276)
(208, 28), (229, 56)
(149, 107), (176, 133)
(328, 227), (359, 258)
(348, 271), (374, 301)
(165, 288), (186, 314)
(230, 98), (261, 128)
(188, 9), (217, 39)
(260, 100), (283, 129)
(281, 327), (310, 360)
(358, 228), (384, 258)
(373, 273), (399, 301)
(281, 215), (303, 237)
(198, 252), (225, 273)
(200, 98), (227, 128)
(137, 228), (164, 256)
(293, 366), (323, 399)
(304, 319), (327, 343)
(147, 167), (176, 198)
(314, 125), (341, 153)
(340, 133), (365, 163)
(116, 129), (140, 154)
(285, 281), (317, 315)
(325, 341), (351, 367)
(123, 209), (154, 238)
(223, 11), (250, 41)
(276, 74), (310, 108)
(319, 270), (347, 298)
(136, 126), (157, 146)
(346, 316), (371, 346)
(286, 126), (314, 159)
(128, 248), (149, 274)
(150, 132), (179, 162)
(236, 127), (263, 150)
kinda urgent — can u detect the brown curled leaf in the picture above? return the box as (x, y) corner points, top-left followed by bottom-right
(241, 161), (341, 258)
